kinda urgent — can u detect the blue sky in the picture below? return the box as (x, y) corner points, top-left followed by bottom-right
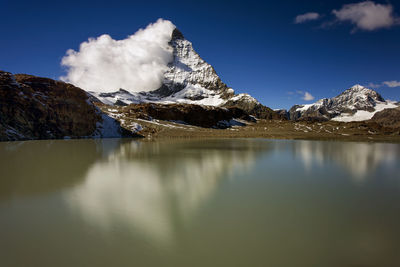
(1, 0), (399, 109)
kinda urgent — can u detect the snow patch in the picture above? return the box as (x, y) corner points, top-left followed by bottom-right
(92, 84), (227, 107)
(332, 101), (398, 122)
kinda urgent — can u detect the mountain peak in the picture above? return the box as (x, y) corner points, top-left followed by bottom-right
(350, 84), (365, 91)
(171, 28), (185, 40)
(90, 27), (281, 119)
(341, 84), (384, 102)
(288, 84), (392, 121)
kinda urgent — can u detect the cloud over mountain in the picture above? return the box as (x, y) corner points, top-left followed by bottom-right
(288, 90), (315, 101)
(302, 91), (315, 101)
(61, 19), (175, 93)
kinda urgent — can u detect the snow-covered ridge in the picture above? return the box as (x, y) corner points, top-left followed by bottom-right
(331, 101), (398, 122)
(163, 29), (228, 94)
(290, 84), (399, 121)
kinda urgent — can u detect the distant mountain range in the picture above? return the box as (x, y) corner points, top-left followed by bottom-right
(286, 84), (398, 122)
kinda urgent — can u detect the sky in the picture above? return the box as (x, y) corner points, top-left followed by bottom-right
(1, 0), (399, 109)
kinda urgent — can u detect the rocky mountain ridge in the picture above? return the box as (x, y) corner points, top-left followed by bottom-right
(288, 85), (398, 122)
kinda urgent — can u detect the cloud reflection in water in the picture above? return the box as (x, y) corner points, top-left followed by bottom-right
(64, 139), (265, 244)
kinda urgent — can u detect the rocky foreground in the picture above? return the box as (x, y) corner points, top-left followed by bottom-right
(96, 100), (400, 142)
(0, 71), (136, 141)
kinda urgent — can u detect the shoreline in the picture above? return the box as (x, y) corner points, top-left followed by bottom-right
(125, 118), (400, 143)
(2, 119), (399, 144)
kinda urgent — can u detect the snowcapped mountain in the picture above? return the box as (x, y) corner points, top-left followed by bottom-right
(92, 28), (235, 106)
(91, 29), (279, 119)
(288, 85), (398, 122)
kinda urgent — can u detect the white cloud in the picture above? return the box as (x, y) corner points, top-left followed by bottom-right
(61, 19), (176, 93)
(291, 90), (315, 101)
(295, 12), (321, 24)
(365, 81), (400, 88)
(383, 80), (400, 88)
(366, 82), (381, 88)
(333, 1), (399, 31)
(302, 92), (315, 101)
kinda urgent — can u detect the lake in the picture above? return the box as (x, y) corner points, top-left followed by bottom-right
(1, 138), (400, 267)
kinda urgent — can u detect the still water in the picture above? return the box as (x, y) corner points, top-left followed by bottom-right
(0, 138), (400, 267)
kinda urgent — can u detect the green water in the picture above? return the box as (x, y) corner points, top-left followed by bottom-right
(1, 139), (400, 267)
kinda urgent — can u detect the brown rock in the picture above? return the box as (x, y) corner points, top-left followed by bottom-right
(0, 71), (101, 141)
(100, 103), (255, 129)
(370, 107), (400, 128)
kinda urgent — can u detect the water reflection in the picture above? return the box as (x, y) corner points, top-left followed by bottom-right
(291, 141), (400, 179)
(64, 139), (267, 244)
(1, 139), (400, 267)
(0, 140), (103, 200)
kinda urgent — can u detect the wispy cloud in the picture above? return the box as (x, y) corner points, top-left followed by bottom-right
(294, 12), (321, 24)
(366, 82), (382, 88)
(333, 1), (399, 32)
(383, 81), (400, 88)
(366, 80), (400, 88)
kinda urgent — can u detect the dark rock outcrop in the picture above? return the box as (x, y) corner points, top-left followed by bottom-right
(223, 96), (285, 120)
(288, 103), (335, 121)
(102, 103), (255, 128)
(0, 71), (101, 141)
(370, 107), (400, 128)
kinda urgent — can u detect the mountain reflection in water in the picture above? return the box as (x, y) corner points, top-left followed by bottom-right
(0, 139), (399, 267)
(63, 139), (264, 244)
(291, 140), (400, 179)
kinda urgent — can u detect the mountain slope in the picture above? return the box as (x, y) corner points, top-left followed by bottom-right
(370, 106), (400, 128)
(92, 29), (280, 119)
(0, 71), (136, 141)
(288, 85), (398, 122)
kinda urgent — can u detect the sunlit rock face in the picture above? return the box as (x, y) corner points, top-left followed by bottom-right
(63, 140), (263, 244)
(161, 29), (232, 99)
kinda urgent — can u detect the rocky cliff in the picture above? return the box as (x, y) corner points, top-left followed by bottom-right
(0, 71), (134, 141)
